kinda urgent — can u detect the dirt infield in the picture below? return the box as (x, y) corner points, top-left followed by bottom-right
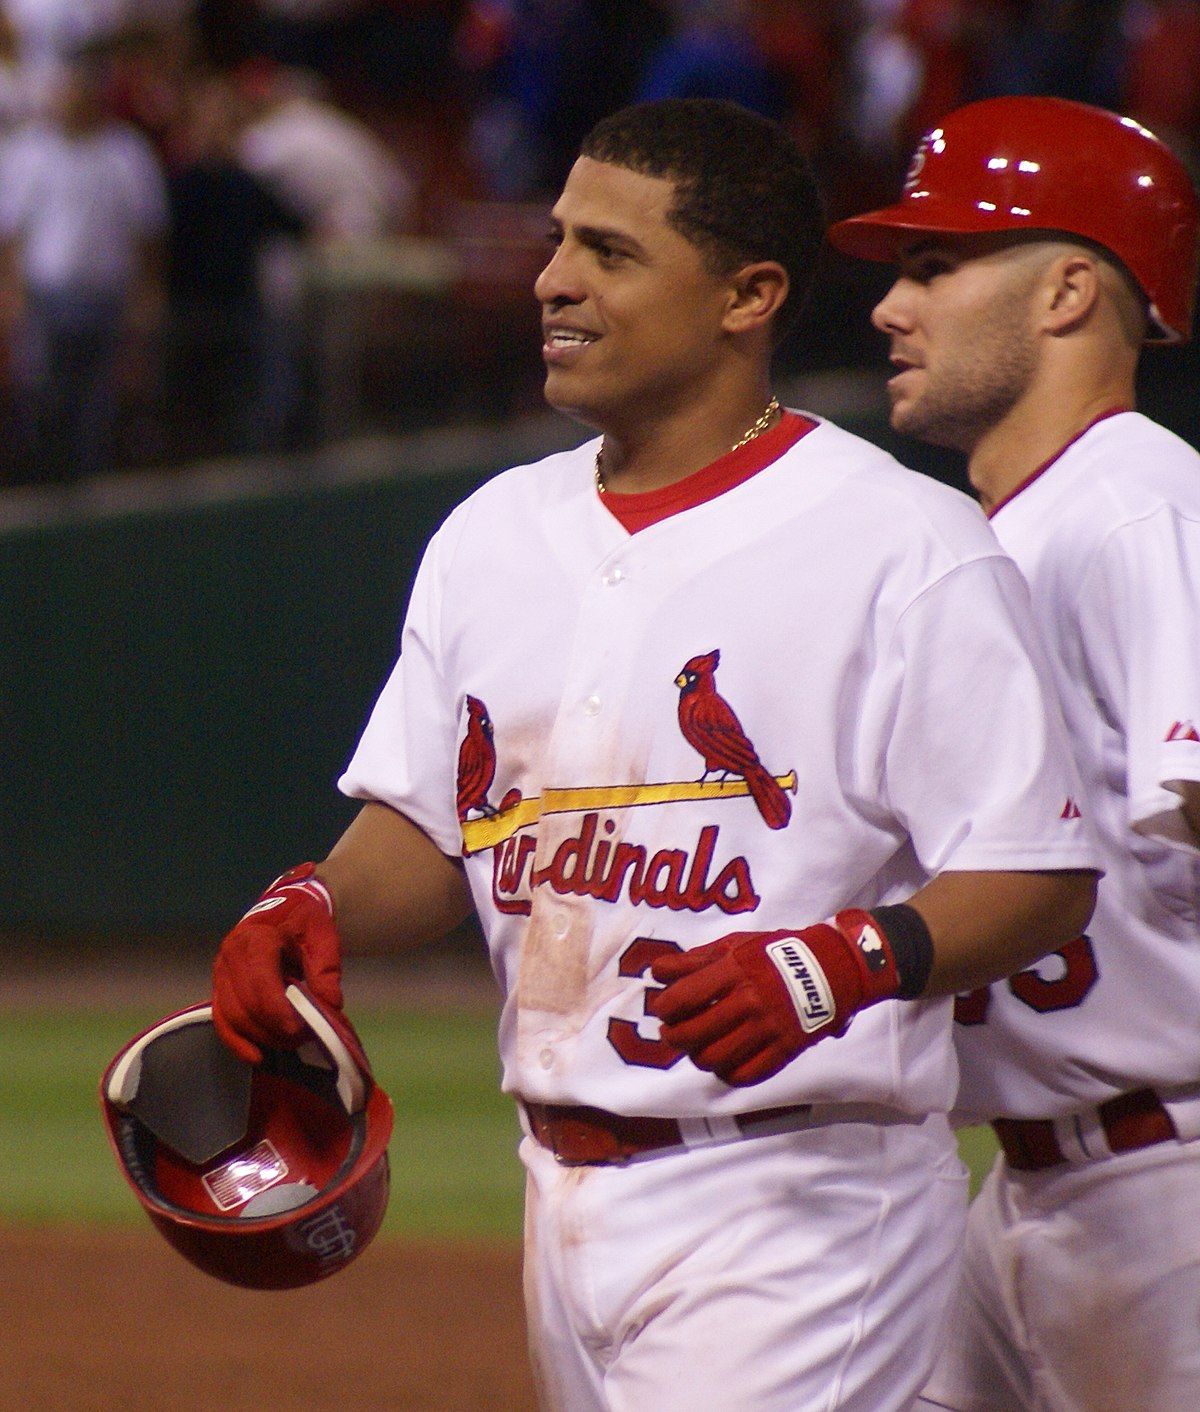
(1, 1225), (535, 1411)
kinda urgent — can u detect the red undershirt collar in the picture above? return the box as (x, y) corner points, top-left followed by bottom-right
(598, 411), (818, 533)
(987, 406), (1131, 518)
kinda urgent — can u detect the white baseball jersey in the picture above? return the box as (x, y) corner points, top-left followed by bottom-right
(340, 412), (1096, 1121)
(951, 410), (1200, 1127)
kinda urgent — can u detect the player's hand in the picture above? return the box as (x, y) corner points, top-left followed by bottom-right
(648, 910), (902, 1086)
(211, 863), (344, 1064)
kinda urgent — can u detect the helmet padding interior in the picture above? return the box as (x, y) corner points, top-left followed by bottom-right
(123, 1021), (253, 1166)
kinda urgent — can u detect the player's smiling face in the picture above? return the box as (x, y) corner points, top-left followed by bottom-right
(535, 156), (738, 432)
(870, 235), (1044, 453)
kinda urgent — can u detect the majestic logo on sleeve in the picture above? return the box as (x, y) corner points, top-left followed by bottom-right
(455, 658), (796, 917)
(1166, 720), (1200, 743)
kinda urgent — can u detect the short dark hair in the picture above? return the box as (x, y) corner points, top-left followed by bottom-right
(579, 98), (825, 341)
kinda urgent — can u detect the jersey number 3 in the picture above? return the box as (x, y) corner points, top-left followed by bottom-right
(607, 938), (685, 1069)
(955, 935), (1098, 1025)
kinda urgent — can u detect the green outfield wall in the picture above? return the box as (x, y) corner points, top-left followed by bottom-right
(0, 417), (585, 935)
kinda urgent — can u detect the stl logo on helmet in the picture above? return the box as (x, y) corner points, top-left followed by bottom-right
(294, 1204), (358, 1267)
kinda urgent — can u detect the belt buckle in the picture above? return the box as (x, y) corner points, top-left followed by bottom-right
(550, 1112), (627, 1166)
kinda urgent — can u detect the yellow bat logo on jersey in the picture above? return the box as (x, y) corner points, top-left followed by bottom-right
(459, 771), (798, 855)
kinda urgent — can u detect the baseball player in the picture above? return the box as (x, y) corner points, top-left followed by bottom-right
(211, 99), (1098, 1412)
(829, 96), (1200, 1411)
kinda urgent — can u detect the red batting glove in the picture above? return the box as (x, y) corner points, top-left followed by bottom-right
(211, 863), (344, 1064)
(648, 909), (902, 1086)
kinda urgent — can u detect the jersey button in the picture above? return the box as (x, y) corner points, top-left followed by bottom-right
(583, 694), (601, 717)
(602, 567), (625, 587)
(539, 1047), (555, 1070)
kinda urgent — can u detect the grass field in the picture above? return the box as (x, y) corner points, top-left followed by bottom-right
(0, 1006), (998, 1238)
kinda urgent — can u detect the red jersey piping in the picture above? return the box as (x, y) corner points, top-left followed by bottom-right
(987, 406), (1131, 518)
(598, 411), (818, 534)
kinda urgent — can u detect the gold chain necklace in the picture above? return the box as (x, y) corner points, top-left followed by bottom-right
(594, 397), (781, 494)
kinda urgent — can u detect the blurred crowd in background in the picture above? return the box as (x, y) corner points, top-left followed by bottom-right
(0, 0), (1197, 486)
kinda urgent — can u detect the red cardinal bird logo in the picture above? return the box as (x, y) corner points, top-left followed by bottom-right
(675, 650), (791, 830)
(457, 695), (498, 820)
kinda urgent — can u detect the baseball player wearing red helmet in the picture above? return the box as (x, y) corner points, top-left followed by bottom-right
(213, 99), (1099, 1411)
(831, 96), (1200, 1411)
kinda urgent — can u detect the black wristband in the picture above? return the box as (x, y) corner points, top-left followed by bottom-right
(870, 904), (934, 1000)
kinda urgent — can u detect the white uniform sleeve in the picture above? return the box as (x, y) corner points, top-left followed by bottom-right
(878, 553), (1093, 875)
(1080, 503), (1200, 852)
(338, 511), (466, 857)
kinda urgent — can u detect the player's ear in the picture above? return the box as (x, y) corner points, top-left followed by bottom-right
(723, 261), (789, 336)
(1042, 250), (1102, 337)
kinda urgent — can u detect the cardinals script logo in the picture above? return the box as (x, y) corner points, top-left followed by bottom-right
(455, 660), (796, 916)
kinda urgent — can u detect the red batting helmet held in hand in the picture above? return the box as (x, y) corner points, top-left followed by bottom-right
(101, 985), (393, 1290)
(828, 96), (1200, 342)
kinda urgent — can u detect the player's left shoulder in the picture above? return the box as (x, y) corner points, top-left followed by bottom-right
(800, 414), (999, 549)
(1088, 412), (1200, 515)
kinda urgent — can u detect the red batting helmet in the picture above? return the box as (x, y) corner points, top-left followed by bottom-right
(101, 985), (393, 1290)
(828, 96), (1200, 343)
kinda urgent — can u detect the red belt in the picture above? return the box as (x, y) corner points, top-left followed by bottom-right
(992, 1088), (1178, 1172)
(523, 1101), (816, 1166)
